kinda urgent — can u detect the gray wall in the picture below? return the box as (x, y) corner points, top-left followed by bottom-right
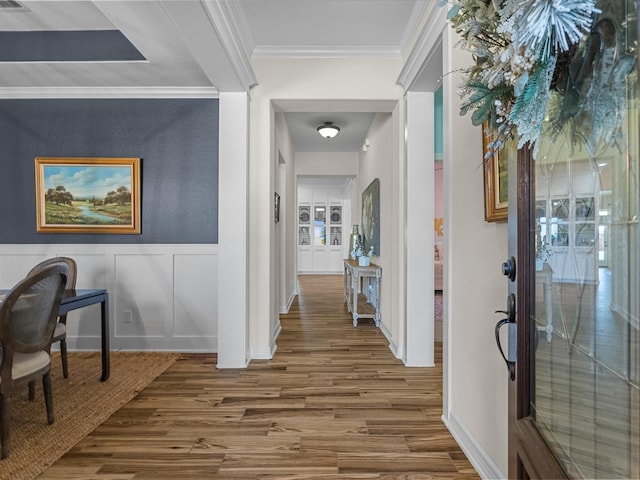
(0, 98), (218, 243)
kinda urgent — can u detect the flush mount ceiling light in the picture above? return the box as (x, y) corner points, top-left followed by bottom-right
(317, 122), (340, 139)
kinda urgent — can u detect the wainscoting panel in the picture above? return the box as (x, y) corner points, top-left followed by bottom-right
(173, 254), (218, 338)
(0, 244), (219, 352)
(0, 253), (53, 285)
(115, 253), (169, 338)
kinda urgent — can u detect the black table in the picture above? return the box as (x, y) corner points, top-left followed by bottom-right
(1, 288), (110, 381)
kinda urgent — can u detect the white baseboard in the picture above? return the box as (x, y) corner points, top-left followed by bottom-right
(378, 321), (404, 362)
(280, 290), (296, 314)
(251, 346), (274, 360)
(297, 271), (342, 275)
(67, 336), (217, 352)
(273, 320), (282, 343)
(251, 321), (281, 361)
(442, 413), (506, 480)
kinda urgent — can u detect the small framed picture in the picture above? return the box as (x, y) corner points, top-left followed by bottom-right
(274, 192), (281, 223)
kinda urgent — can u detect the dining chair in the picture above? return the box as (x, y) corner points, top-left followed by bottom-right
(27, 257), (77, 379)
(0, 263), (68, 458)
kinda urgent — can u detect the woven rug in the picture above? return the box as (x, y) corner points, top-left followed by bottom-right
(0, 351), (179, 480)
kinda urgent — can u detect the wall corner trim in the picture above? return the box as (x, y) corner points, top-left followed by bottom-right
(396, 1), (447, 92)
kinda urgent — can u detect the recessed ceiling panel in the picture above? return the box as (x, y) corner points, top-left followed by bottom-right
(240, 0), (419, 56)
(0, 30), (145, 62)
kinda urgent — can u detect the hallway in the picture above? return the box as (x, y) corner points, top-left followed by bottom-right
(43, 274), (479, 478)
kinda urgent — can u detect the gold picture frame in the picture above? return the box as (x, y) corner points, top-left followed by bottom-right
(482, 124), (509, 223)
(35, 157), (141, 234)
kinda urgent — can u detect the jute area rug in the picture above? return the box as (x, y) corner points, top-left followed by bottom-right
(0, 351), (179, 480)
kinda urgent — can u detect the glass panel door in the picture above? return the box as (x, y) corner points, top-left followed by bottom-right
(530, 1), (639, 477)
(313, 205), (326, 246)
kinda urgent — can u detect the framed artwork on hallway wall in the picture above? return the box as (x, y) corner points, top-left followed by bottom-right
(35, 156), (141, 234)
(362, 178), (380, 255)
(482, 124), (509, 223)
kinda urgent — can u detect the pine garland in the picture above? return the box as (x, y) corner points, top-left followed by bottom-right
(442, 0), (603, 157)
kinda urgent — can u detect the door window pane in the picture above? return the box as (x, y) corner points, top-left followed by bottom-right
(551, 198), (570, 221)
(576, 197), (595, 221)
(575, 223), (596, 247)
(532, 1), (639, 478)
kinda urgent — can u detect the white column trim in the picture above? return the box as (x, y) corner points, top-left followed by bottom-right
(201, 0), (258, 91)
(397, 1), (447, 91)
(405, 91), (435, 366)
(217, 92), (250, 368)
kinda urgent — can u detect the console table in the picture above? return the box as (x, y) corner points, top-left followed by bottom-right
(343, 259), (381, 327)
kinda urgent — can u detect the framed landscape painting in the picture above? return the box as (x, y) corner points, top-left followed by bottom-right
(35, 157), (141, 234)
(482, 124), (509, 223)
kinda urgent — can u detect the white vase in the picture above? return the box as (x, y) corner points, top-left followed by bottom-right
(358, 256), (370, 266)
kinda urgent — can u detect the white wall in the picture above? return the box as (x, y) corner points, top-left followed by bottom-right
(441, 28), (509, 478)
(249, 57), (405, 360)
(274, 112), (297, 318)
(296, 152), (359, 176)
(356, 113), (401, 346)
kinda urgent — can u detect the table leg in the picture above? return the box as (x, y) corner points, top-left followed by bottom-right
(352, 272), (359, 327)
(344, 264), (349, 309)
(100, 293), (110, 381)
(374, 271), (381, 327)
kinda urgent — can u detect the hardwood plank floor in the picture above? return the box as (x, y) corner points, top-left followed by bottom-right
(41, 275), (479, 479)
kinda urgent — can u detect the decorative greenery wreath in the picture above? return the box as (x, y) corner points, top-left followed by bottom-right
(442, 0), (636, 158)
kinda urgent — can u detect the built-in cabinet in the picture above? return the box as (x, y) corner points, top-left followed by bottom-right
(535, 158), (600, 283)
(298, 184), (349, 273)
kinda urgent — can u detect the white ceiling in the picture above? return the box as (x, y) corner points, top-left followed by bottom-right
(0, 0), (440, 151)
(285, 112), (376, 153)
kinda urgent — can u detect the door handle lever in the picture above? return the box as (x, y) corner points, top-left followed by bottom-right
(495, 318), (516, 381)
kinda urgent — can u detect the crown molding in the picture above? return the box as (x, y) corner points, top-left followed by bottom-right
(252, 45), (401, 59)
(202, 0), (257, 91)
(397, 1), (447, 92)
(0, 86), (219, 99)
(398, 0), (430, 58)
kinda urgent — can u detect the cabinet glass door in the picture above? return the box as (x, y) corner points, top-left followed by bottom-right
(313, 205), (326, 246)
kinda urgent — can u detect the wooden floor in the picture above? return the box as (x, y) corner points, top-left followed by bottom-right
(41, 275), (479, 479)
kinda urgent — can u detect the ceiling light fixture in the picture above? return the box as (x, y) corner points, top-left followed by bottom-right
(317, 122), (340, 139)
